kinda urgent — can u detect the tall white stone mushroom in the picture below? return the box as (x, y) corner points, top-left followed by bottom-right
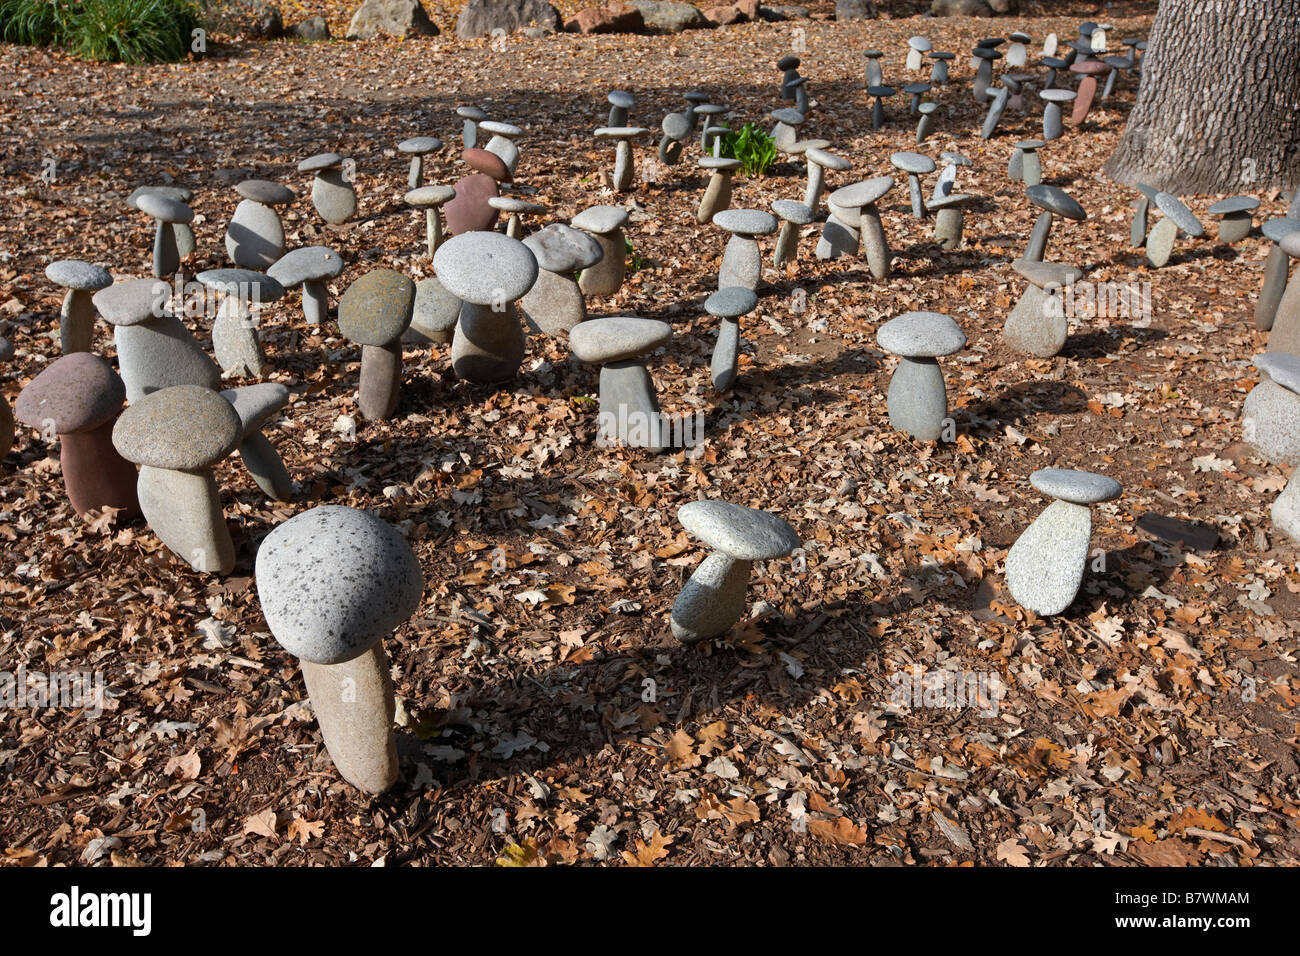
(136, 192), (194, 278)
(595, 126), (651, 192)
(398, 136), (442, 191)
(299, 152), (357, 225)
(671, 500), (800, 644)
(713, 209), (777, 291)
(480, 120), (524, 178)
(256, 505), (424, 794)
(45, 260), (112, 354)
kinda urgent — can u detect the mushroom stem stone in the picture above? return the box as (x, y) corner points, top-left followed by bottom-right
(15, 352), (139, 516)
(226, 180), (294, 269)
(404, 184), (456, 259)
(1267, 231), (1300, 356)
(197, 269), (286, 379)
(916, 102), (939, 144)
(1145, 192), (1205, 269)
(596, 126), (650, 193)
(658, 111), (692, 166)
(802, 147), (852, 212)
(136, 193), (194, 278)
(521, 224), (604, 336)
(267, 246), (345, 326)
(607, 89), (635, 127)
(1039, 88), (1076, 141)
(891, 151), (937, 220)
(112, 385), (242, 574)
(930, 51), (954, 83)
(398, 136), (442, 191)
(1003, 260), (1082, 358)
(128, 186), (196, 262)
(705, 286), (758, 392)
(256, 505), (424, 794)
(696, 157), (741, 224)
(1257, 218), (1300, 331)
(572, 205), (631, 298)
(45, 261), (113, 355)
(221, 383), (293, 501)
(929, 192), (975, 250)
(670, 501), (800, 644)
(771, 200), (813, 269)
(488, 195), (546, 239)
(1006, 468), (1122, 616)
(713, 209), (778, 291)
(816, 177), (895, 275)
(1208, 196), (1260, 244)
(568, 317), (672, 450)
(457, 105), (488, 150)
(877, 311), (966, 442)
(1024, 184), (1087, 262)
(299, 152), (357, 225)
(338, 269), (416, 420)
(863, 50), (884, 88)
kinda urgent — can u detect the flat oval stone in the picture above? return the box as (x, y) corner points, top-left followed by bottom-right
(595, 126), (650, 139)
(489, 196), (546, 214)
(1154, 192), (1205, 237)
(196, 268), (285, 303)
(862, 50), (883, 59)
(403, 185), (455, 210)
(268, 246), (344, 286)
(771, 108), (805, 126)
(1262, 217), (1300, 243)
(1016, 139), (1046, 151)
(699, 156), (743, 171)
(1255, 352), (1300, 394)
(831, 176), (895, 208)
(662, 112), (691, 139)
(908, 35), (932, 51)
(569, 316), (671, 364)
(1041, 57), (1067, 68)
(463, 148), (510, 181)
(777, 55), (801, 68)
(1134, 182), (1160, 201)
(930, 51), (954, 60)
(572, 205), (630, 234)
(878, 311), (965, 357)
(772, 199), (814, 224)
(679, 500), (800, 561)
(805, 147), (852, 171)
(93, 278), (171, 326)
(16, 352), (124, 433)
(46, 260), (112, 291)
(973, 47), (1002, 60)
(226, 199), (286, 269)
(891, 151), (936, 174)
(443, 174), (500, 235)
(113, 384), (241, 470)
(868, 85), (896, 97)
(1030, 467), (1122, 504)
(220, 382), (289, 434)
(1040, 88), (1077, 102)
(236, 179), (295, 205)
(255, 505), (425, 665)
(608, 90), (635, 108)
(1070, 59), (1111, 75)
(941, 151), (971, 165)
(399, 136), (443, 154)
(136, 193), (193, 223)
(457, 105), (487, 120)
(903, 82), (931, 95)
(918, 102), (939, 115)
(1208, 196), (1260, 215)
(705, 286), (758, 319)
(127, 185), (192, 208)
(694, 104), (728, 117)
(928, 192), (974, 210)
(1027, 184), (1086, 220)
(713, 208), (778, 235)
(298, 152), (343, 172)
(480, 120), (522, 138)
(1013, 259), (1083, 287)
(433, 231), (539, 304)
(337, 269), (416, 345)
(523, 223), (603, 274)
(789, 139), (830, 154)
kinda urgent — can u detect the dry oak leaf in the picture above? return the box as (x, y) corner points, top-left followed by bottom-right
(1129, 838), (1200, 866)
(807, 816), (868, 847)
(996, 838), (1031, 867)
(288, 817), (325, 846)
(163, 749), (201, 780)
(242, 810), (278, 839)
(665, 728), (699, 768)
(621, 831), (673, 866)
(1169, 808), (1227, 834)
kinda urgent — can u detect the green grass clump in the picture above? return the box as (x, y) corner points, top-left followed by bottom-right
(0, 0), (199, 63)
(720, 122), (778, 178)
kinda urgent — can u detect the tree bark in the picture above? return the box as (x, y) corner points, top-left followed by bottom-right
(1104, 0), (1300, 195)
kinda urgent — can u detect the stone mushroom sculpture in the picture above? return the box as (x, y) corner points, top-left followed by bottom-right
(1007, 31), (1031, 67)
(778, 55), (802, 97)
(1024, 184), (1087, 262)
(480, 120), (524, 178)
(489, 195), (546, 239)
(802, 147), (852, 212)
(573, 205), (631, 297)
(706, 286), (758, 392)
(256, 505), (424, 794)
(337, 269), (416, 420)
(916, 102), (940, 144)
(1267, 231), (1300, 355)
(221, 382), (293, 501)
(868, 86), (896, 130)
(1068, 60), (1111, 124)
(398, 136), (442, 191)
(929, 50), (955, 84)
(823, 178), (894, 276)
(891, 151), (937, 220)
(928, 192), (976, 251)
(877, 311), (966, 442)
(658, 110), (692, 166)
(1208, 196), (1260, 244)
(405, 276), (462, 347)
(93, 278), (221, 403)
(770, 107), (806, 154)
(15, 352), (139, 516)
(226, 179), (294, 269)
(137, 192), (194, 278)
(1039, 88), (1076, 141)
(980, 85), (1011, 140)
(457, 105), (487, 149)
(569, 316), (671, 450)
(1244, 353), (1300, 543)
(906, 35), (931, 72)
(45, 261), (112, 354)
(972, 46), (1003, 103)
(670, 500), (800, 645)
(196, 269), (286, 378)
(713, 209), (777, 291)
(435, 231), (538, 384)
(444, 149), (508, 236)
(934, 151), (971, 201)
(606, 90), (635, 127)
(903, 82), (931, 116)
(1003, 260), (1082, 358)
(1008, 139), (1046, 186)
(128, 186), (195, 262)
(1041, 55), (1067, 90)
(112, 385), (241, 574)
(771, 200), (814, 269)
(1257, 218), (1300, 332)
(1128, 182), (1159, 248)
(696, 156), (743, 224)
(521, 223), (604, 336)
(863, 49), (884, 88)
(1006, 468), (1122, 616)
(299, 152), (357, 225)
(693, 104), (729, 152)
(1145, 192), (1205, 268)
(595, 126), (651, 193)
(267, 246), (344, 326)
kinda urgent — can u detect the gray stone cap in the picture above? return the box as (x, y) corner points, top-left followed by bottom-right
(1029, 467), (1122, 504)
(608, 90), (635, 107)
(877, 311), (965, 357)
(457, 105), (488, 120)
(136, 192), (193, 224)
(15, 351), (124, 434)
(1039, 88), (1077, 102)
(705, 286), (758, 319)
(1015, 139), (1046, 151)
(868, 85), (897, 97)
(595, 126), (651, 139)
(221, 382), (289, 435)
(127, 185), (192, 208)
(976, 36), (1006, 47)
(568, 316), (671, 364)
(678, 499), (800, 561)
(927, 192), (974, 210)
(488, 196), (546, 214)
(1254, 352), (1300, 394)
(771, 108), (806, 126)
(713, 208), (778, 235)
(903, 83), (931, 95)
(1154, 192), (1205, 237)
(405, 185), (457, 207)
(432, 231), (539, 304)
(523, 223), (604, 274)
(805, 147), (852, 172)
(831, 176), (895, 208)
(196, 268), (286, 303)
(399, 136), (443, 154)
(572, 204), (630, 234)
(973, 47), (1003, 60)
(862, 49), (883, 58)
(891, 151), (936, 174)
(1281, 231), (1300, 257)
(771, 199), (814, 224)
(255, 505), (425, 665)
(1262, 217), (1300, 243)
(1009, 31), (1031, 42)
(46, 260), (112, 292)
(908, 35), (932, 51)
(1027, 183), (1086, 220)
(298, 152), (344, 172)
(1207, 196), (1260, 215)
(112, 384), (241, 470)
(479, 120), (522, 138)
(337, 268), (417, 345)
(268, 246), (344, 286)
(683, 91), (710, 104)
(1104, 55), (1131, 69)
(1041, 56), (1067, 68)
(93, 277), (171, 326)
(777, 55), (800, 69)
(662, 112), (692, 138)
(929, 51), (955, 59)
(918, 102), (939, 115)
(236, 179), (295, 205)
(694, 104), (729, 116)
(1012, 258), (1083, 288)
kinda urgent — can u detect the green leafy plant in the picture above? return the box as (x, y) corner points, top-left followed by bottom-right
(625, 236), (645, 273)
(0, 0), (198, 62)
(720, 122), (778, 178)
(0, 0), (75, 45)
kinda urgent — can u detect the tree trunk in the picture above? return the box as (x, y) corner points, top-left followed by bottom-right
(1104, 0), (1300, 195)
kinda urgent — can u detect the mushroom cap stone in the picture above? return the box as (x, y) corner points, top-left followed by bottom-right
(1041, 57), (1067, 68)
(705, 286), (758, 319)
(771, 108), (806, 126)
(891, 151), (936, 175)
(712, 209), (778, 236)
(1255, 353), (1300, 394)
(1208, 196), (1260, 215)
(568, 316), (671, 364)
(1029, 467), (1122, 505)
(1154, 192), (1205, 237)
(1010, 31), (1031, 42)
(908, 35), (932, 51)
(457, 105), (488, 120)
(973, 47), (1002, 60)
(805, 147), (852, 172)
(398, 136), (443, 154)
(1104, 55), (1130, 69)
(1015, 139), (1047, 151)
(1027, 184), (1086, 220)
(927, 192), (975, 210)
(572, 205), (630, 234)
(488, 196), (546, 214)
(1012, 259), (1083, 288)
(93, 277), (171, 326)
(608, 90), (635, 108)
(699, 156), (743, 172)
(868, 85), (897, 97)
(789, 139), (830, 154)
(1262, 217), (1300, 243)
(678, 500), (800, 562)
(127, 185), (192, 208)
(46, 260), (113, 292)
(112, 384), (241, 470)
(595, 126), (651, 139)
(977, 36), (1005, 47)
(940, 151), (972, 166)
(221, 382), (290, 434)
(877, 311), (965, 357)
(930, 51), (955, 60)
(196, 268), (286, 303)
(337, 269), (416, 345)
(1281, 231), (1300, 258)
(16, 352), (125, 434)
(268, 246), (344, 287)
(771, 199), (814, 225)
(405, 185), (457, 208)
(1070, 59), (1111, 75)
(136, 193), (193, 224)
(523, 223), (604, 274)
(1039, 88), (1077, 103)
(433, 231), (539, 304)
(918, 102), (939, 116)
(256, 505), (425, 666)
(298, 152), (344, 173)
(662, 112), (692, 138)
(694, 104), (728, 117)
(463, 148), (511, 181)
(903, 82), (931, 95)
(1134, 183), (1160, 201)
(862, 49), (883, 59)
(236, 179), (295, 205)
(777, 55), (800, 69)
(684, 90), (710, 104)
(831, 177), (895, 208)
(479, 120), (522, 138)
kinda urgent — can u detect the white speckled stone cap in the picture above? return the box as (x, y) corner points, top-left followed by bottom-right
(679, 500), (800, 561)
(1030, 468), (1122, 504)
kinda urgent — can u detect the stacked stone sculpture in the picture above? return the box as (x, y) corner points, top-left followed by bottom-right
(489, 195), (546, 239)
(1039, 88), (1076, 140)
(929, 51), (954, 84)
(573, 205), (630, 297)
(906, 36), (931, 72)
(398, 136), (442, 190)
(1208, 196), (1259, 244)
(596, 126), (650, 192)
(772, 200), (813, 269)
(226, 180), (293, 269)
(268, 246), (344, 326)
(697, 156), (742, 223)
(221, 383), (293, 501)
(481, 121), (524, 178)
(714, 209), (776, 291)
(863, 50), (884, 88)
(1257, 217), (1300, 331)
(877, 311), (965, 442)
(868, 86), (896, 130)
(569, 317), (671, 450)
(404, 185), (456, 257)
(929, 192), (975, 250)
(891, 152), (936, 220)
(1244, 353), (1300, 543)
(136, 192), (194, 277)
(1024, 184), (1087, 262)
(706, 286), (758, 392)
(658, 110), (692, 166)
(45, 260), (112, 354)
(128, 186), (195, 261)
(818, 177), (894, 278)
(457, 105), (487, 149)
(521, 224), (604, 335)
(803, 147), (852, 211)
(1145, 192), (1204, 268)
(1266, 231), (1300, 356)
(197, 269), (285, 378)
(1008, 140), (1046, 186)
(337, 269), (417, 419)
(1003, 260), (1082, 358)
(299, 153), (357, 225)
